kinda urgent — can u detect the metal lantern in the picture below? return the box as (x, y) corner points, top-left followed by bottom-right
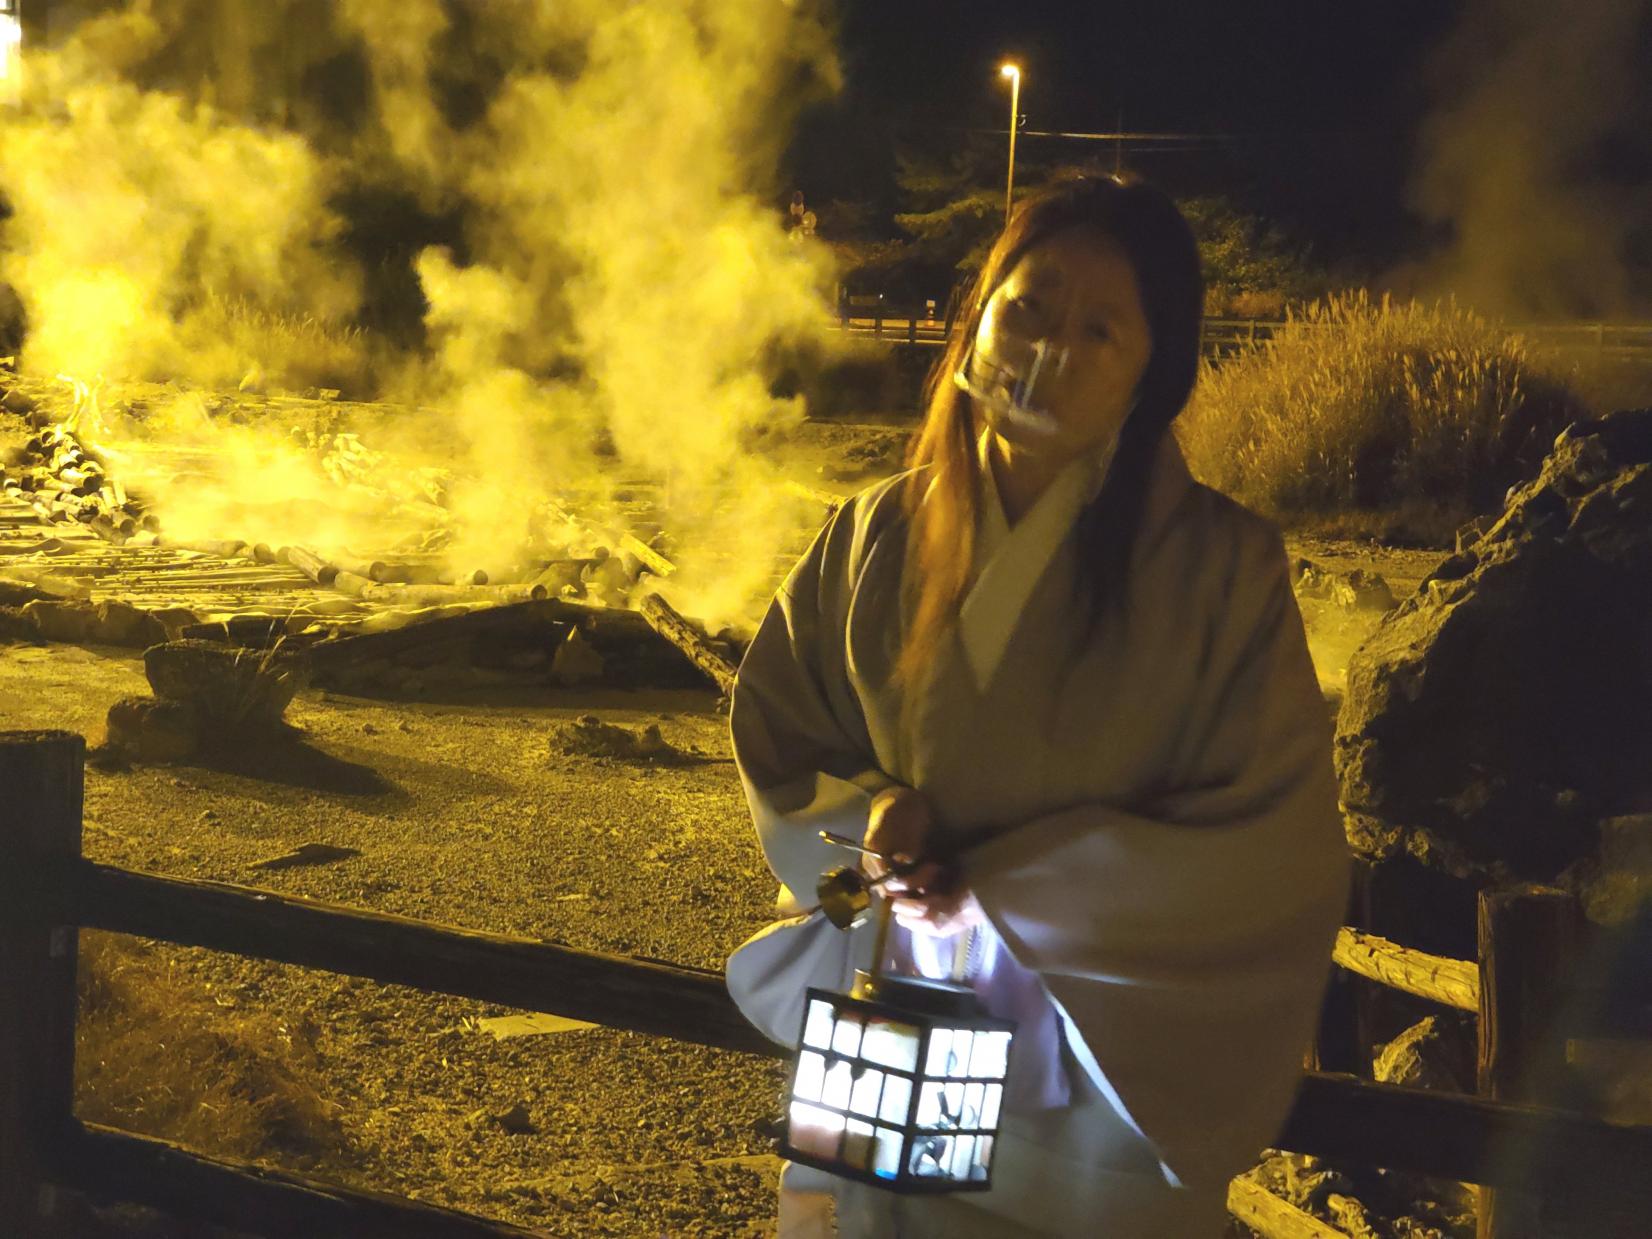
(779, 834), (1017, 1193)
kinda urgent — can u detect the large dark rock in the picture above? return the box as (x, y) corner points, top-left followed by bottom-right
(1336, 408), (1652, 886)
(143, 640), (309, 735)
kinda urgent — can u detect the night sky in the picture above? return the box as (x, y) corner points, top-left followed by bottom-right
(791, 0), (1652, 281)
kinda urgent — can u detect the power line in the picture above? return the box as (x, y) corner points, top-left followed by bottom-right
(945, 126), (1363, 144)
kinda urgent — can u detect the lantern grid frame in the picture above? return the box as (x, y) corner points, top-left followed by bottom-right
(779, 984), (1017, 1195)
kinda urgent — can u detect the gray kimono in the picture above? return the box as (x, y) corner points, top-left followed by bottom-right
(726, 433), (1350, 1237)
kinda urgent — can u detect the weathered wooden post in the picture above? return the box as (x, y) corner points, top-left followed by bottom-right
(0, 730), (85, 1238)
(1312, 864), (1374, 1075)
(1476, 884), (1581, 1239)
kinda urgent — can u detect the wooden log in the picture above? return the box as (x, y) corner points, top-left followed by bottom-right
(1226, 1176), (1348, 1239)
(306, 600), (567, 669)
(638, 593), (737, 696)
(157, 537), (250, 559)
(328, 554), (389, 583)
(58, 1121), (544, 1239)
(48, 860), (778, 1060)
(330, 569), (376, 597)
(1332, 926), (1479, 1013)
(355, 581), (543, 607)
(1476, 886), (1582, 1239)
(619, 531), (674, 578)
(278, 545), (338, 585)
(1279, 1072), (1652, 1206)
(0, 731), (85, 1239)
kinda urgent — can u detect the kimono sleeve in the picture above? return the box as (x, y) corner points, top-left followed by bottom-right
(967, 517), (1351, 1191)
(729, 495), (899, 908)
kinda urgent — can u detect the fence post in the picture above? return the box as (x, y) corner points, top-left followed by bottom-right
(1313, 863), (1374, 1075)
(0, 730), (85, 1238)
(1476, 885), (1580, 1239)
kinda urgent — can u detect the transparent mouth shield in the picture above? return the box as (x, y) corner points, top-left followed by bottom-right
(953, 337), (1070, 437)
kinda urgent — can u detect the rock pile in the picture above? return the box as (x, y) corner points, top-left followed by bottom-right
(1336, 408), (1652, 893)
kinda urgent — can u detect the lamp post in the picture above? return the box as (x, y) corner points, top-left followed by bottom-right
(1000, 63), (1021, 224)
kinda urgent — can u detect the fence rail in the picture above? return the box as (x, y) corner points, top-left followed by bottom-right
(4, 729), (1651, 1238)
(828, 305), (1652, 364)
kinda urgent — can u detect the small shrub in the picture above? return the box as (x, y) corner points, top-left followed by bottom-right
(1177, 291), (1590, 539)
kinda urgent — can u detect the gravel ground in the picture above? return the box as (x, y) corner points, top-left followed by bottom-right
(2, 646), (791, 1237)
(1, 401), (1452, 1237)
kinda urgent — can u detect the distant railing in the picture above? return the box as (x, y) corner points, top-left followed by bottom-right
(829, 307), (1652, 365)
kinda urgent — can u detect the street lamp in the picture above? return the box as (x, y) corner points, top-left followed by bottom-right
(999, 63), (1021, 223)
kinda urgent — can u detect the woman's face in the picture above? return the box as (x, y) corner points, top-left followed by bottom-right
(970, 225), (1153, 457)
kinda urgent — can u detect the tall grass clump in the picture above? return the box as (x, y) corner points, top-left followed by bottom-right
(1176, 291), (1590, 542)
(75, 932), (348, 1168)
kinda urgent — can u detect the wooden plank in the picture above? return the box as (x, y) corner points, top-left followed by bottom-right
(58, 1121), (542, 1238)
(1333, 926), (1479, 1012)
(0, 731), (85, 1239)
(1477, 886), (1582, 1239)
(1226, 1176), (1348, 1238)
(51, 860), (780, 1061)
(1278, 1072), (1652, 1213)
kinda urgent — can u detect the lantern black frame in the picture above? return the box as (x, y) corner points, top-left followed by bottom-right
(779, 983), (1018, 1195)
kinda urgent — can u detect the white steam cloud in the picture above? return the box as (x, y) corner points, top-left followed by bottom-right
(1405, 0), (1652, 318)
(0, 0), (843, 628)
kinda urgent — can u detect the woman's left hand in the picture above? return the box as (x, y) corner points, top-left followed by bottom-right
(889, 862), (987, 938)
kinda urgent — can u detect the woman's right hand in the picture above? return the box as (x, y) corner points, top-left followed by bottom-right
(864, 786), (941, 891)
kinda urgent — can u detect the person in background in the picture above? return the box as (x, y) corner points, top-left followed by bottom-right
(727, 174), (1350, 1237)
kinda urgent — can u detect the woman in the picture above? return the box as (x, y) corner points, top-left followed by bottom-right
(726, 176), (1350, 1237)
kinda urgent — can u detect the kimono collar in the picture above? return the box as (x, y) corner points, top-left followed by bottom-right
(957, 427), (1121, 691)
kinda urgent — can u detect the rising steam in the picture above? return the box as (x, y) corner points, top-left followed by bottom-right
(1404, 0), (1652, 319)
(0, 0), (843, 628)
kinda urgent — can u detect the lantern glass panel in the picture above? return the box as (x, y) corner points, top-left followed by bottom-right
(974, 1136), (995, 1178)
(861, 1016), (921, 1071)
(794, 1050), (826, 1104)
(789, 1102), (844, 1159)
(969, 1030), (1012, 1079)
(924, 1028), (951, 1076)
(822, 1059), (854, 1110)
(832, 1012), (865, 1057)
(877, 1072), (912, 1125)
(981, 1083), (1003, 1130)
(803, 999), (835, 1051)
(844, 1118), (876, 1170)
(872, 1126), (903, 1178)
(849, 1066), (883, 1118)
(909, 1133), (953, 1178)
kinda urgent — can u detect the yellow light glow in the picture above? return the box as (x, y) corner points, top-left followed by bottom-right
(0, 14), (20, 85)
(1000, 63), (1020, 79)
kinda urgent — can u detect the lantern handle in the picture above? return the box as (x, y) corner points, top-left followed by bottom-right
(818, 830), (924, 876)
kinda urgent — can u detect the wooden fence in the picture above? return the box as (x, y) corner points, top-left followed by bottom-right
(4, 729), (1651, 1238)
(829, 305), (1652, 365)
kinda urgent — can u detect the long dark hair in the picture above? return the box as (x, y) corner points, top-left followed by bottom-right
(896, 175), (1204, 687)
